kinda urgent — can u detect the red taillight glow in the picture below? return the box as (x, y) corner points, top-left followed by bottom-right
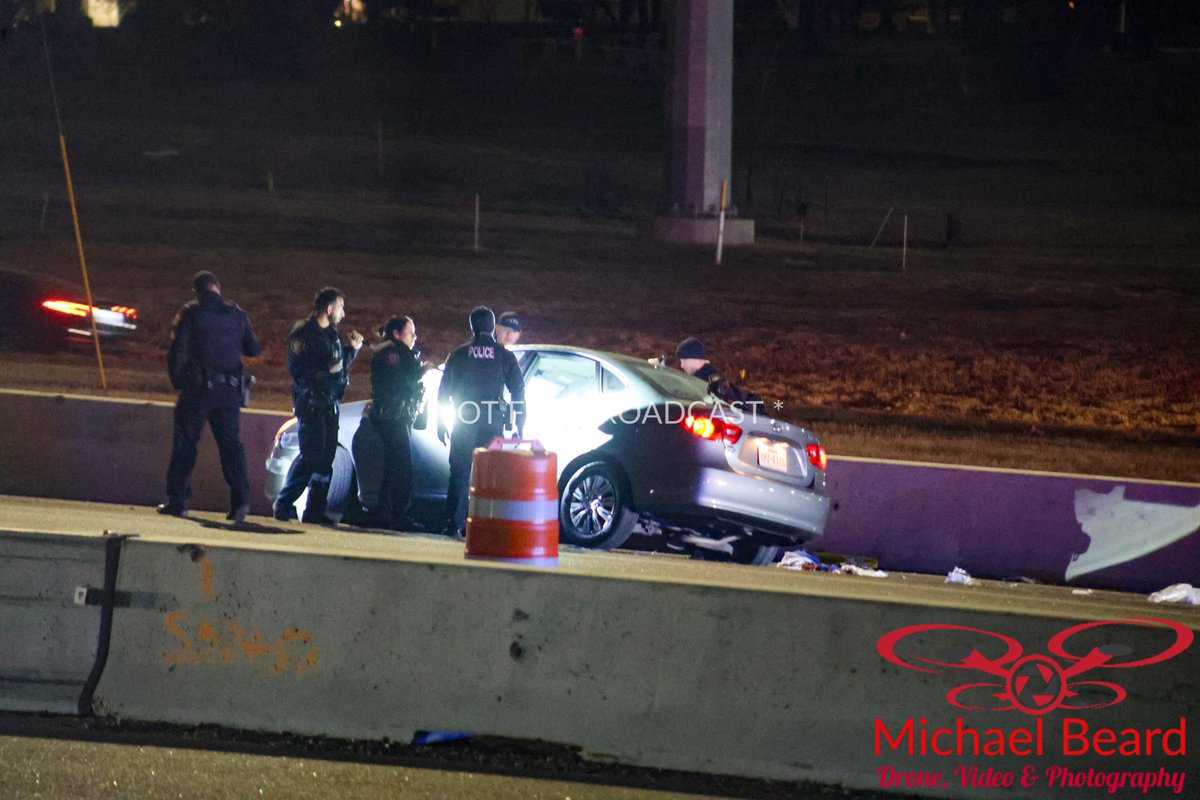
(275, 417), (299, 440)
(806, 443), (828, 471)
(682, 414), (742, 445)
(42, 299), (91, 317)
(41, 298), (138, 321)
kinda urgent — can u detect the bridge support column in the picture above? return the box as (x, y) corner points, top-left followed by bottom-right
(653, 0), (754, 245)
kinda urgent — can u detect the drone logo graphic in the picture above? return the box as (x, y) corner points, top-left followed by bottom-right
(877, 617), (1193, 716)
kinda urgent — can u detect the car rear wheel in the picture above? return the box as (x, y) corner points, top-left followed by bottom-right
(733, 541), (782, 566)
(559, 460), (636, 550)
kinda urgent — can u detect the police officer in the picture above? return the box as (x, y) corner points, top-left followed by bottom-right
(676, 336), (761, 407)
(496, 311), (524, 433)
(370, 315), (424, 530)
(495, 311), (523, 347)
(159, 271), (261, 522)
(273, 287), (364, 524)
(437, 306), (526, 538)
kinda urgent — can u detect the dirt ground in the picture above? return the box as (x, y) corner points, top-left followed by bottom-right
(1, 28), (1197, 481)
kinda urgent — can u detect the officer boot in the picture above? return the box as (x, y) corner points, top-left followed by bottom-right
(301, 479), (336, 526)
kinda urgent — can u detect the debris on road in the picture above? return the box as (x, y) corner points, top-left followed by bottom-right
(839, 563), (888, 578)
(945, 566), (979, 585)
(1148, 583), (1199, 605)
(777, 551), (887, 577)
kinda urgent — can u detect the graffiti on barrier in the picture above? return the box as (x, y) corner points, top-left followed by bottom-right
(159, 546), (319, 676)
(162, 610), (320, 676)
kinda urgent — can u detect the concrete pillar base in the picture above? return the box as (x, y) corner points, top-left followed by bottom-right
(649, 216), (755, 245)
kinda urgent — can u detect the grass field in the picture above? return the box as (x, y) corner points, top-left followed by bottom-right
(1, 27), (1196, 481)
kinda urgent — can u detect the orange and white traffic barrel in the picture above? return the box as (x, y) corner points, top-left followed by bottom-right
(466, 438), (559, 566)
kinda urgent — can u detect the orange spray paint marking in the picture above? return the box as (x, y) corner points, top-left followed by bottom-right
(198, 553), (213, 598)
(163, 610), (193, 665)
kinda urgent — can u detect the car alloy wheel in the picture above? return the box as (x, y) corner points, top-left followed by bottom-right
(570, 473), (617, 536)
(559, 460), (636, 550)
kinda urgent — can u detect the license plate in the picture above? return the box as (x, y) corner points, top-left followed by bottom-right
(757, 442), (789, 473)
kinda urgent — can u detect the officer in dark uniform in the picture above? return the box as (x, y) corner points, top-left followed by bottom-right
(369, 315), (424, 530)
(676, 336), (761, 407)
(273, 287), (364, 524)
(159, 271), (261, 521)
(437, 306), (526, 538)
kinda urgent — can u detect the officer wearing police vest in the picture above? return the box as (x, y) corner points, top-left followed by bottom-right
(437, 306), (526, 538)
(273, 287), (364, 525)
(159, 271), (261, 522)
(370, 315), (424, 530)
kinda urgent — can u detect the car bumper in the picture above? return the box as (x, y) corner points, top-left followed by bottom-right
(642, 467), (831, 539)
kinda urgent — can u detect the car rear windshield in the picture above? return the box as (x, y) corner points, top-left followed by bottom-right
(617, 357), (714, 402)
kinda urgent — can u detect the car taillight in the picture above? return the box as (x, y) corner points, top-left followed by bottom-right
(42, 298), (137, 321)
(682, 414), (742, 445)
(274, 417), (299, 448)
(806, 443), (827, 471)
(42, 299), (92, 317)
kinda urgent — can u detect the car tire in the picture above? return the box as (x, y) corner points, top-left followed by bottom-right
(691, 540), (781, 566)
(732, 541), (782, 566)
(351, 414), (384, 513)
(559, 460), (637, 550)
(323, 445), (356, 522)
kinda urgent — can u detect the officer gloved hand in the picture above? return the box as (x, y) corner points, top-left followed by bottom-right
(436, 421), (449, 445)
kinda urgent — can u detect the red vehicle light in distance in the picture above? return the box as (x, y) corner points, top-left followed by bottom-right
(682, 413), (742, 445)
(42, 298), (138, 328)
(42, 299), (92, 317)
(805, 443), (827, 471)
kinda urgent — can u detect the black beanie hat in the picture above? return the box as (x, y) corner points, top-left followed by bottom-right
(676, 337), (706, 360)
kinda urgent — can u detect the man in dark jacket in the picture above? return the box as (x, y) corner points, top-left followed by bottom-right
(369, 315), (424, 530)
(437, 306), (526, 538)
(676, 336), (761, 407)
(273, 287), (364, 524)
(160, 271), (261, 521)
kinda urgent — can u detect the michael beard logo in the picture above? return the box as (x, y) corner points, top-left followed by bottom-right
(877, 617), (1193, 715)
(872, 618), (1193, 795)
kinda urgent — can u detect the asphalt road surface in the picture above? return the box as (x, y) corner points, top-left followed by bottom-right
(0, 717), (897, 800)
(0, 729), (731, 800)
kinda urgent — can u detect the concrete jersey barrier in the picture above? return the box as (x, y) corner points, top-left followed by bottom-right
(0, 389), (288, 516)
(90, 535), (1200, 799)
(0, 531), (113, 714)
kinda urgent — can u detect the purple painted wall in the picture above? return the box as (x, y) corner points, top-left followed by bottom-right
(814, 456), (1200, 593)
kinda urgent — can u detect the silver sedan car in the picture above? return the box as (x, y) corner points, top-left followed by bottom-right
(265, 345), (830, 564)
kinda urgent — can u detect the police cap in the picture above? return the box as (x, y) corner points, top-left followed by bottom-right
(497, 311), (522, 332)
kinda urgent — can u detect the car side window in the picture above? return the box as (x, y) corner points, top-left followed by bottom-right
(525, 353), (599, 403)
(601, 368), (626, 394)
